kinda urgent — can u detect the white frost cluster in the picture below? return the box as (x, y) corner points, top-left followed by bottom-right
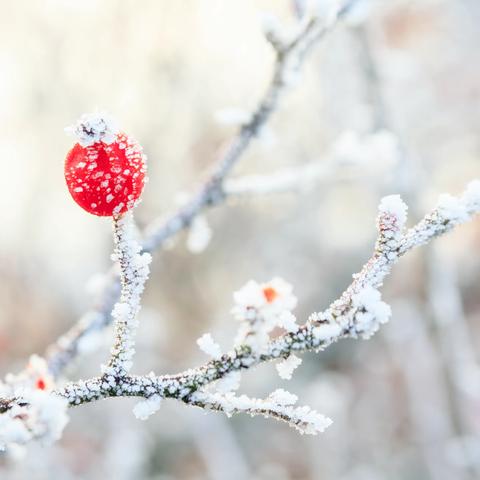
(400, 180), (480, 253)
(186, 215), (212, 254)
(351, 286), (392, 339)
(215, 371), (242, 394)
(435, 181), (480, 224)
(276, 354), (302, 380)
(0, 355), (69, 451)
(269, 388), (298, 406)
(0, 391), (69, 451)
(437, 194), (470, 223)
(196, 333), (222, 360)
(379, 194), (408, 230)
(65, 111), (119, 147)
(311, 320), (343, 342)
(232, 278), (298, 352)
(192, 390), (332, 435)
(4, 355), (54, 395)
(462, 180), (480, 213)
(133, 395), (162, 421)
(109, 213), (152, 375)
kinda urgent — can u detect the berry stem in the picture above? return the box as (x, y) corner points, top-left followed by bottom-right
(106, 213), (151, 377)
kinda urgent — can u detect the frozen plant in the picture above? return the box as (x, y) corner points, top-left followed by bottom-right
(0, 0), (480, 454)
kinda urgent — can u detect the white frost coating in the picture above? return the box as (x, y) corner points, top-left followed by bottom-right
(462, 180), (480, 212)
(232, 277), (297, 320)
(312, 322), (342, 341)
(197, 333), (222, 360)
(379, 194), (408, 228)
(108, 212), (152, 375)
(276, 354), (302, 380)
(269, 389), (298, 406)
(192, 390), (332, 435)
(215, 371), (242, 393)
(232, 280), (266, 311)
(276, 311), (299, 333)
(3, 354), (55, 393)
(232, 278), (298, 352)
(0, 382), (69, 450)
(351, 286), (392, 339)
(186, 215), (212, 254)
(133, 395), (162, 420)
(65, 111), (119, 147)
(436, 193), (470, 223)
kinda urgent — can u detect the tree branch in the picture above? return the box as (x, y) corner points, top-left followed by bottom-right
(43, 3), (357, 378)
(36, 182), (479, 429)
(106, 213), (151, 376)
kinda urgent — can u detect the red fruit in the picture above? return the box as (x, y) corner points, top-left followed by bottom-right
(64, 116), (146, 217)
(36, 378), (46, 390)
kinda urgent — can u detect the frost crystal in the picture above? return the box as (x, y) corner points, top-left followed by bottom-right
(312, 322), (342, 341)
(462, 180), (480, 212)
(232, 278), (298, 352)
(133, 395), (162, 420)
(437, 193), (469, 223)
(379, 194), (408, 228)
(197, 333), (222, 359)
(269, 389), (298, 406)
(65, 111), (119, 147)
(233, 278), (297, 314)
(192, 390), (331, 435)
(276, 354), (302, 380)
(351, 286), (392, 339)
(276, 311), (299, 333)
(215, 371), (242, 393)
(0, 384), (69, 450)
(108, 213), (152, 375)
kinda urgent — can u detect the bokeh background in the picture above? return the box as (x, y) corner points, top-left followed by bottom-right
(1, 0), (480, 478)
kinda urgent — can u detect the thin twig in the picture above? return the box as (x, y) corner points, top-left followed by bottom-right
(106, 213), (151, 376)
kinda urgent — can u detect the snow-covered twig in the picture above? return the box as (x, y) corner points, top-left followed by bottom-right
(189, 390), (332, 435)
(106, 213), (151, 377)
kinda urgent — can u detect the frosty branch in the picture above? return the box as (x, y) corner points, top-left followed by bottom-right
(2, 0), (480, 454)
(1, 180), (479, 448)
(107, 214), (151, 377)
(44, 2), (358, 378)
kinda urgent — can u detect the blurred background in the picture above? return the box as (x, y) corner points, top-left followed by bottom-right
(0, 0), (480, 478)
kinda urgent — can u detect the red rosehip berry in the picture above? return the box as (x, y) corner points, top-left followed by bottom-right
(64, 113), (147, 217)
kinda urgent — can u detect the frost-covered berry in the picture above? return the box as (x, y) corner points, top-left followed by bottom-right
(64, 112), (147, 217)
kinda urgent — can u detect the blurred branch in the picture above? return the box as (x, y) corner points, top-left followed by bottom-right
(224, 159), (337, 197)
(44, 2), (357, 378)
